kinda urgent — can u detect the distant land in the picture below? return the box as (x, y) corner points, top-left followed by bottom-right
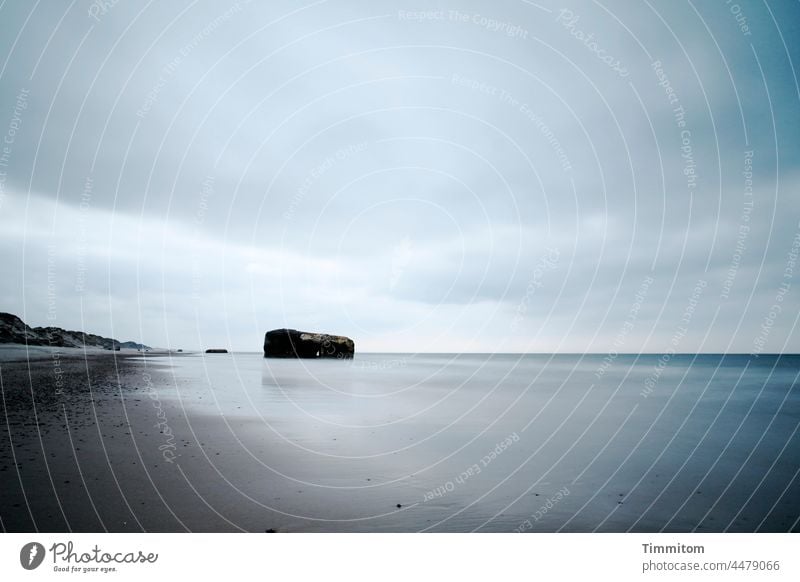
(0, 312), (151, 351)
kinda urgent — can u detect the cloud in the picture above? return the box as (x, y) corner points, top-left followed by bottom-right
(0, 0), (798, 353)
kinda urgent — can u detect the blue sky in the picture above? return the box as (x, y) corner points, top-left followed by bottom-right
(1, 0), (799, 353)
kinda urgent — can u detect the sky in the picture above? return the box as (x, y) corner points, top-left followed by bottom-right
(0, 0), (798, 353)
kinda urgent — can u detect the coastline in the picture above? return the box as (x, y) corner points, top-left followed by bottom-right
(0, 348), (415, 532)
(1, 349), (798, 533)
(0, 348), (205, 532)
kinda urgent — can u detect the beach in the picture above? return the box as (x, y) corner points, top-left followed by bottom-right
(1, 347), (798, 532)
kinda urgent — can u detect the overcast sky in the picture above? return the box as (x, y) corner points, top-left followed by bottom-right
(1, 0), (798, 353)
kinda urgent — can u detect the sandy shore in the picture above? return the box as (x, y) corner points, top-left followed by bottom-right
(0, 347), (403, 532)
(2, 348), (798, 533)
(0, 347), (243, 532)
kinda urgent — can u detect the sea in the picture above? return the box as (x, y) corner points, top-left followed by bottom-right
(142, 352), (800, 532)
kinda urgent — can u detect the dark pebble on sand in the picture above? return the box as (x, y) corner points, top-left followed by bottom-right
(396, 504), (402, 508)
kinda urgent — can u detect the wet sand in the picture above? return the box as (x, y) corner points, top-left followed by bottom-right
(0, 348), (260, 532)
(0, 348), (419, 532)
(1, 348), (798, 533)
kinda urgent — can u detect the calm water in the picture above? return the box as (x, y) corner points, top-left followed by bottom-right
(145, 352), (799, 532)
